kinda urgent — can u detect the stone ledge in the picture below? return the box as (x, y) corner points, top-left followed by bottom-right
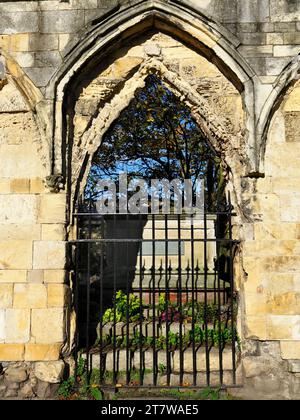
(25, 344), (62, 362)
(0, 344), (25, 361)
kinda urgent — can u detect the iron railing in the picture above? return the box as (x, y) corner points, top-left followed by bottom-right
(70, 198), (239, 389)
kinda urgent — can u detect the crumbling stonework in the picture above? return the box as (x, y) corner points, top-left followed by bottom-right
(0, 0), (300, 399)
(0, 360), (65, 399)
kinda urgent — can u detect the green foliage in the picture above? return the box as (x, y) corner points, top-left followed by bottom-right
(102, 291), (142, 324)
(57, 357), (104, 401)
(90, 387), (103, 401)
(158, 363), (167, 374)
(57, 376), (75, 399)
(85, 74), (224, 211)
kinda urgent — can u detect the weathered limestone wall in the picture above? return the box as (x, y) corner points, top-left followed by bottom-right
(239, 80), (300, 399)
(0, 0), (300, 399)
(0, 0), (300, 90)
(0, 77), (70, 397)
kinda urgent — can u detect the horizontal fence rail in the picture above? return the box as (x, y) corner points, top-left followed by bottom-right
(70, 201), (239, 389)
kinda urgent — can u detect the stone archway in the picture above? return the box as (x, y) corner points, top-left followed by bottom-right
(57, 15), (251, 388)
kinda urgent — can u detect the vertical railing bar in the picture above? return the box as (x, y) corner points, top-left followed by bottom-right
(165, 215), (171, 386)
(99, 217), (104, 385)
(178, 215), (183, 386)
(203, 205), (210, 387)
(85, 200), (92, 384)
(228, 193), (237, 385)
(139, 214), (144, 386)
(191, 214), (197, 386)
(113, 214), (117, 386)
(216, 212), (224, 387)
(152, 215), (157, 386)
(126, 223), (130, 386)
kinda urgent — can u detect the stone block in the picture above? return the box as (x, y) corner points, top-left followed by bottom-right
(0, 224), (40, 241)
(24, 67), (56, 88)
(0, 344), (24, 361)
(0, 270), (27, 284)
(4, 367), (28, 383)
(29, 34), (59, 52)
(43, 270), (66, 284)
(33, 241), (66, 270)
(0, 309), (5, 342)
(25, 344), (62, 362)
(243, 356), (270, 378)
(47, 284), (70, 308)
(38, 194), (66, 224)
(239, 32), (266, 45)
(12, 51), (34, 68)
(10, 179), (30, 194)
(267, 315), (300, 340)
(245, 316), (268, 340)
(284, 112), (300, 142)
(283, 87), (300, 112)
(0, 114), (38, 144)
(0, 284), (13, 308)
(254, 223), (297, 241)
(274, 22), (296, 32)
(5, 309), (30, 343)
(266, 33), (284, 45)
(281, 341), (300, 360)
(0, 144), (44, 178)
(288, 361), (300, 373)
(0, 12), (39, 34)
(0, 179), (10, 194)
(27, 270), (44, 284)
(0, 240), (32, 270)
(14, 284), (47, 309)
(173, 348), (234, 373)
(30, 178), (46, 194)
(284, 33), (300, 45)
(31, 308), (66, 344)
(267, 292), (300, 316)
(0, 195), (38, 225)
(34, 360), (65, 384)
(34, 51), (62, 68)
(274, 45), (300, 58)
(238, 0), (270, 23)
(40, 10), (85, 33)
(265, 57), (292, 76)
(41, 224), (66, 241)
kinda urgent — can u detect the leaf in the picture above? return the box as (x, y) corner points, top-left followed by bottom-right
(90, 387), (103, 401)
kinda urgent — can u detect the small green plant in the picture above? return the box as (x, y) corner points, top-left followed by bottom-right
(57, 358), (105, 400)
(57, 376), (76, 399)
(90, 386), (103, 400)
(102, 291), (142, 323)
(158, 363), (167, 374)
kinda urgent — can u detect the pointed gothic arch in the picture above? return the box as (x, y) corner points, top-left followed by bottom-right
(45, 0), (256, 183)
(257, 53), (300, 169)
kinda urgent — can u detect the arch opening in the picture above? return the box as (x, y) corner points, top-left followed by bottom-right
(71, 73), (239, 388)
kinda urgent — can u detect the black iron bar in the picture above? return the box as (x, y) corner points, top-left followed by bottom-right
(177, 215), (184, 386)
(99, 223), (104, 385)
(228, 193), (237, 385)
(216, 208), (224, 387)
(112, 214), (117, 386)
(191, 214), (197, 387)
(152, 215), (157, 386)
(203, 206), (210, 387)
(139, 214), (144, 386)
(165, 215), (171, 386)
(126, 234), (130, 386)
